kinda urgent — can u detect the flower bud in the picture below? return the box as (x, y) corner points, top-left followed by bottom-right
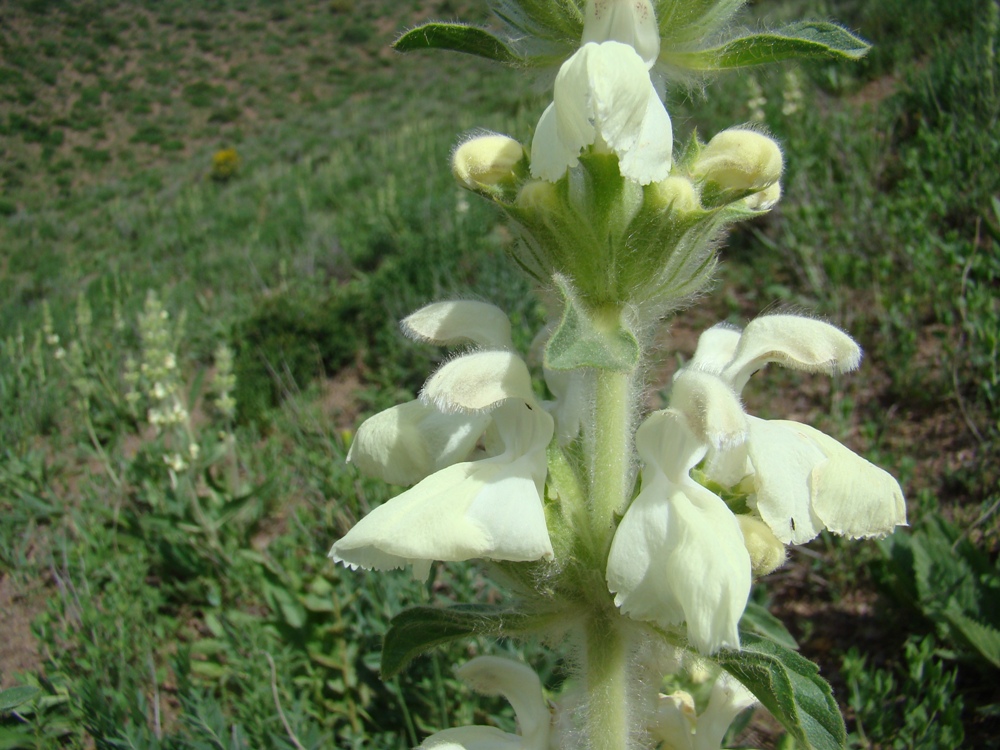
(744, 180), (782, 211)
(452, 134), (526, 192)
(737, 514), (786, 576)
(516, 179), (561, 212)
(693, 128), (783, 192)
(647, 175), (700, 215)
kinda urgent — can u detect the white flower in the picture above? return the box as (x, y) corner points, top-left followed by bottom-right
(163, 452), (187, 472)
(419, 656), (551, 749)
(530, 41), (673, 185)
(651, 673), (757, 750)
(331, 302), (555, 579)
(606, 409), (751, 654)
(673, 315), (907, 546)
(582, 0), (660, 66)
(530, 0), (670, 184)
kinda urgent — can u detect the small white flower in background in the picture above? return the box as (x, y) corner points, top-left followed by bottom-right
(745, 75), (766, 122)
(606, 408), (751, 654)
(163, 452), (187, 473)
(782, 69), (804, 117)
(651, 673), (757, 750)
(673, 315), (907, 546)
(419, 656), (552, 749)
(530, 0), (672, 185)
(331, 302), (554, 580)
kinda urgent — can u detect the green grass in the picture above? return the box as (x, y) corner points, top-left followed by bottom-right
(1, 0), (999, 746)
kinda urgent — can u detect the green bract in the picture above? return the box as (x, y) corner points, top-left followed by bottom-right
(394, 0), (870, 81)
(457, 145), (773, 317)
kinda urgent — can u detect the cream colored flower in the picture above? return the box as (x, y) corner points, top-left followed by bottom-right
(530, 41), (672, 185)
(530, 0), (669, 185)
(673, 315), (907, 546)
(419, 657), (551, 749)
(332, 302), (555, 579)
(582, 0), (660, 66)
(607, 409), (751, 654)
(651, 673), (757, 750)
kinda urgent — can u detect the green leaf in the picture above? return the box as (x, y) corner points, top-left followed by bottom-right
(942, 609), (1000, 669)
(671, 22), (870, 70)
(394, 23), (523, 66)
(0, 724), (36, 750)
(740, 602), (799, 651)
(0, 686), (39, 713)
(381, 604), (552, 679)
(545, 276), (639, 372)
(715, 632), (846, 750)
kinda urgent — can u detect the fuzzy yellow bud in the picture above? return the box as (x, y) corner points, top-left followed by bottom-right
(452, 134), (525, 191)
(516, 179), (561, 212)
(693, 129), (784, 192)
(648, 175), (700, 215)
(737, 514), (787, 576)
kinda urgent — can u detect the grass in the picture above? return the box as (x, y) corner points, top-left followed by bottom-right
(1, 0), (999, 747)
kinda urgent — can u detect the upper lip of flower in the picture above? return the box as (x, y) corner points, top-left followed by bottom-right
(529, 40), (673, 186)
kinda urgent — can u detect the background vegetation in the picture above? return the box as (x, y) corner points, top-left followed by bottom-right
(0, 0), (997, 747)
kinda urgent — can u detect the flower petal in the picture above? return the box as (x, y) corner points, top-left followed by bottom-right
(669, 370), (748, 451)
(607, 474), (751, 654)
(423, 350), (536, 413)
(587, 42), (672, 184)
(635, 409), (707, 484)
(687, 323), (741, 375)
(420, 726), (524, 749)
(455, 657), (549, 747)
(693, 673), (757, 750)
(403, 301), (514, 351)
(773, 420), (907, 538)
(582, 0), (660, 67)
(543, 366), (590, 444)
(745, 417), (826, 545)
(347, 400), (489, 485)
(330, 456), (552, 577)
(649, 691), (697, 750)
(530, 42), (672, 185)
(722, 315), (861, 392)
(529, 101), (585, 182)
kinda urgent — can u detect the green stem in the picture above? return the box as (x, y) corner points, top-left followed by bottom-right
(585, 613), (631, 750)
(590, 367), (633, 552)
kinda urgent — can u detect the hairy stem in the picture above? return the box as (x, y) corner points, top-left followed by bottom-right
(590, 366), (633, 553)
(584, 612), (632, 750)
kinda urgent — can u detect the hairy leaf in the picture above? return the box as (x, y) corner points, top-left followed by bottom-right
(545, 276), (639, 372)
(670, 22), (870, 70)
(740, 602), (799, 651)
(716, 632), (846, 750)
(394, 23), (523, 66)
(0, 686), (40, 713)
(382, 604), (548, 679)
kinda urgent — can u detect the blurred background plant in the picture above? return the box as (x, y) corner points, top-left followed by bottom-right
(0, 0), (998, 746)
(210, 148), (241, 182)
